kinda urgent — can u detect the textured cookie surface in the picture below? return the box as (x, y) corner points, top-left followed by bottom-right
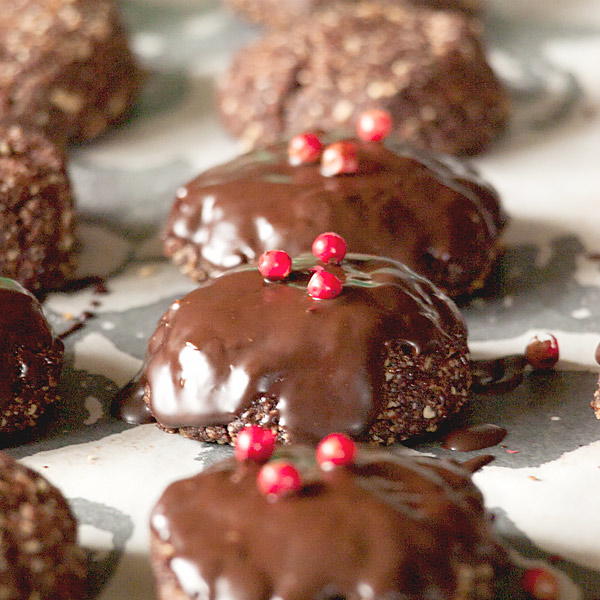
(218, 1), (508, 155)
(164, 138), (504, 297)
(0, 0), (141, 145)
(224, 0), (482, 29)
(0, 123), (75, 291)
(150, 448), (508, 600)
(0, 278), (64, 433)
(144, 254), (472, 445)
(0, 452), (86, 599)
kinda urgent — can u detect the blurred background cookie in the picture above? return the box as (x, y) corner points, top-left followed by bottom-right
(0, 0), (141, 145)
(0, 123), (75, 292)
(218, 1), (508, 155)
(0, 452), (87, 599)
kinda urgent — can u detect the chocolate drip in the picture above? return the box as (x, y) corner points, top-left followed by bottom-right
(113, 374), (155, 425)
(461, 454), (495, 473)
(470, 355), (527, 394)
(0, 281), (55, 409)
(151, 448), (508, 600)
(166, 139), (504, 296)
(443, 424), (507, 452)
(60, 275), (108, 294)
(144, 254), (466, 443)
(58, 311), (95, 340)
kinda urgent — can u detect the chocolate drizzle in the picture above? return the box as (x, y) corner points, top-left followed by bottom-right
(443, 424), (507, 452)
(165, 139), (504, 297)
(0, 280), (57, 409)
(151, 448), (508, 600)
(112, 373), (155, 425)
(144, 254), (466, 443)
(470, 355), (527, 394)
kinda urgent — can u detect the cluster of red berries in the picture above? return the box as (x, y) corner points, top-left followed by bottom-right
(235, 426), (357, 500)
(287, 108), (393, 177)
(525, 334), (559, 370)
(257, 232), (347, 300)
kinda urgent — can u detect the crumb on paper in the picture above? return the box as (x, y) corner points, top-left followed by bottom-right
(528, 475), (541, 482)
(138, 265), (157, 278)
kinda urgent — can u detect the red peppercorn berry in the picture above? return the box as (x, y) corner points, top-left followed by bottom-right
(258, 250), (292, 281)
(316, 433), (357, 470)
(320, 141), (359, 177)
(312, 232), (347, 265)
(356, 109), (393, 142)
(525, 334), (559, 370)
(521, 567), (559, 600)
(288, 132), (323, 166)
(307, 270), (343, 300)
(257, 461), (302, 499)
(234, 426), (277, 463)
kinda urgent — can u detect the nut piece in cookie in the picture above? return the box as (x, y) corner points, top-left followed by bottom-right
(218, 1), (508, 155)
(0, 277), (64, 433)
(0, 0), (141, 145)
(143, 253), (472, 445)
(164, 135), (504, 297)
(0, 123), (75, 292)
(0, 451), (87, 599)
(150, 445), (509, 600)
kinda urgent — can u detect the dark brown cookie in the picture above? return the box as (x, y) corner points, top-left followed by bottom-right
(0, 123), (75, 292)
(164, 137), (504, 298)
(218, 1), (509, 156)
(143, 254), (472, 445)
(224, 0), (481, 29)
(0, 277), (64, 433)
(150, 447), (509, 600)
(0, 0), (141, 145)
(0, 451), (87, 599)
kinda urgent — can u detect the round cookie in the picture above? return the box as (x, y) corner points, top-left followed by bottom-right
(0, 0), (141, 145)
(0, 277), (64, 433)
(218, 1), (509, 156)
(143, 254), (472, 445)
(0, 451), (86, 599)
(0, 123), (75, 292)
(150, 447), (511, 600)
(223, 0), (482, 29)
(164, 137), (504, 298)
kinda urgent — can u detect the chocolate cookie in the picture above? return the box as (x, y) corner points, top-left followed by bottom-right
(164, 137), (504, 297)
(143, 254), (471, 445)
(0, 123), (75, 292)
(0, 0), (141, 145)
(0, 451), (86, 599)
(150, 446), (510, 600)
(0, 277), (64, 433)
(218, 1), (508, 155)
(224, 0), (481, 29)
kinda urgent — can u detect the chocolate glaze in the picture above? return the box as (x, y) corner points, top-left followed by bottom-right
(144, 254), (466, 443)
(113, 374), (155, 425)
(165, 139), (505, 296)
(471, 355), (527, 394)
(595, 342), (600, 366)
(0, 279), (56, 409)
(461, 454), (495, 473)
(151, 448), (509, 600)
(442, 424), (507, 452)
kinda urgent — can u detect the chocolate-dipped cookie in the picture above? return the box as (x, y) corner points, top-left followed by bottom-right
(164, 136), (504, 298)
(150, 445), (510, 600)
(218, 1), (508, 155)
(224, 0), (481, 30)
(0, 123), (75, 292)
(143, 253), (471, 445)
(0, 451), (86, 599)
(0, 0), (141, 145)
(0, 278), (64, 433)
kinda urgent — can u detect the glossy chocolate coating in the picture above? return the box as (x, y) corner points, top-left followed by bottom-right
(151, 448), (508, 600)
(164, 140), (504, 297)
(144, 254), (466, 443)
(0, 279), (56, 410)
